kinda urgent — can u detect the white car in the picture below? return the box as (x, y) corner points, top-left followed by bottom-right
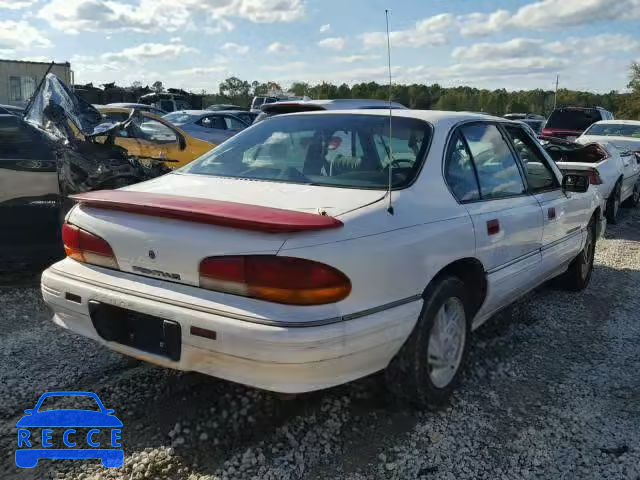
(543, 133), (640, 224)
(41, 111), (604, 407)
(578, 119), (640, 153)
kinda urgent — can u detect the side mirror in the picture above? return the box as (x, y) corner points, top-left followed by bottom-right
(562, 173), (589, 193)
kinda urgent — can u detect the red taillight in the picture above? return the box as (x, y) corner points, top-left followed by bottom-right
(588, 170), (603, 185)
(199, 255), (351, 305)
(62, 223), (118, 269)
(541, 128), (551, 136)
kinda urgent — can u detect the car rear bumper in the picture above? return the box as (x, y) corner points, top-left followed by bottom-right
(41, 260), (421, 393)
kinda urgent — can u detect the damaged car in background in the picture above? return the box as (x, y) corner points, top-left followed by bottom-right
(1, 74), (162, 271)
(541, 135), (640, 224)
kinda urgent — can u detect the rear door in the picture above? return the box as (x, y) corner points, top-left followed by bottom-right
(503, 123), (586, 270)
(445, 122), (544, 315)
(0, 117), (62, 267)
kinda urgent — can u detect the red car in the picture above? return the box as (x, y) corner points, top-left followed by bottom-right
(541, 106), (614, 141)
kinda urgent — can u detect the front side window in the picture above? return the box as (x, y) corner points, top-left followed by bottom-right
(182, 114), (432, 189)
(132, 115), (178, 144)
(460, 123), (526, 199)
(224, 116), (246, 131)
(504, 125), (558, 192)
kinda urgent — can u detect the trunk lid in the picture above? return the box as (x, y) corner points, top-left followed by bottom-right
(67, 173), (384, 286)
(120, 172), (386, 217)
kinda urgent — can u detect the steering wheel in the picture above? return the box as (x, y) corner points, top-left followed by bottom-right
(390, 159), (414, 169)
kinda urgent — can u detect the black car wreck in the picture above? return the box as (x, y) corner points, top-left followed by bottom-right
(1, 74), (161, 273)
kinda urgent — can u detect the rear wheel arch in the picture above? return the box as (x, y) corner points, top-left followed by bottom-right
(425, 258), (487, 317)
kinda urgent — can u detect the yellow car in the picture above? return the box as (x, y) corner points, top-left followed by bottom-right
(97, 107), (215, 169)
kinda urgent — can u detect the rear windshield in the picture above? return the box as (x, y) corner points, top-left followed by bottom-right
(584, 123), (640, 138)
(163, 112), (198, 124)
(182, 114), (432, 189)
(546, 109), (602, 131)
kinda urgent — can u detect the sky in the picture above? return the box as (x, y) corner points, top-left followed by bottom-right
(1, 0), (640, 93)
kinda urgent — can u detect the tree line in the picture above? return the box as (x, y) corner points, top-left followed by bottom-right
(204, 63), (640, 119)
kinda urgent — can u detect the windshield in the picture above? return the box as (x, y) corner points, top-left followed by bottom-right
(182, 114), (432, 189)
(163, 112), (199, 124)
(584, 123), (640, 138)
(546, 109), (601, 131)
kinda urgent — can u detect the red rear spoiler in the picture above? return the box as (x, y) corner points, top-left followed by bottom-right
(69, 190), (343, 233)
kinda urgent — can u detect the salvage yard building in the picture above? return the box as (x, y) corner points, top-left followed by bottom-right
(0, 59), (72, 107)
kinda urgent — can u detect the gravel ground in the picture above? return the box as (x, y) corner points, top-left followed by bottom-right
(1, 209), (639, 480)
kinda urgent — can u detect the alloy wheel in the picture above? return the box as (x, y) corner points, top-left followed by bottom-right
(428, 297), (466, 388)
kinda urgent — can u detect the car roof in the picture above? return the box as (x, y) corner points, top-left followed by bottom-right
(262, 98), (407, 111)
(274, 109), (510, 129)
(107, 103), (155, 108)
(169, 110), (245, 117)
(589, 119), (640, 126)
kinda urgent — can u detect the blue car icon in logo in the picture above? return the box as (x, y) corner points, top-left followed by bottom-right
(15, 391), (123, 468)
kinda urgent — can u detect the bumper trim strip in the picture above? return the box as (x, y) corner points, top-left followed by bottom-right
(48, 267), (422, 328)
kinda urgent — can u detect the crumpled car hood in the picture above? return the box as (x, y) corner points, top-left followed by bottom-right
(24, 73), (116, 143)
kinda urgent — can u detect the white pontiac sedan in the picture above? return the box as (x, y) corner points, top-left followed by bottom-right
(42, 110), (604, 407)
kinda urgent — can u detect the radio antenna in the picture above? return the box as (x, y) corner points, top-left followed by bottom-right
(385, 9), (394, 215)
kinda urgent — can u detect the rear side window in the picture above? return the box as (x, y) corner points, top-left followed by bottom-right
(199, 116), (227, 129)
(460, 124), (526, 199)
(504, 125), (558, 192)
(444, 132), (480, 202)
(546, 109), (601, 131)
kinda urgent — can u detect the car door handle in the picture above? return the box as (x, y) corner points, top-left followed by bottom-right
(486, 219), (500, 236)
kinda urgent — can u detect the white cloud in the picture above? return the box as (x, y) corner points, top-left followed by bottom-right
(0, 0), (37, 9)
(459, 0), (640, 36)
(266, 42), (296, 54)
(318, 37), (346, 51)
(442, 56), (568, 78)
(332, 54), (380, 64)
(453, 34), (640, 64)
(319, 23), (330, 33)
(101, 42), (197, 64)
(544, 34), (640, 55)
(458, 10), (511, 37)
(37, 0), (305, 33)
(262, 61), (307, 72)
(221, 42), (249, 55)
(361, 13), (454, 48)
(171, 65), (227, 76)
(453, 38), (544, 61)
(0, 20), (52, 54)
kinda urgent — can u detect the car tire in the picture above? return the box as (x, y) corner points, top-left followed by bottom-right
(556, 217), (596, 292)
(606, 182), (622, 224)
(622, 181), (640, 208)
(385, 276), (471, 408)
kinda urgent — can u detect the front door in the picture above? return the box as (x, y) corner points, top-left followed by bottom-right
(502, 123), (586, 271)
